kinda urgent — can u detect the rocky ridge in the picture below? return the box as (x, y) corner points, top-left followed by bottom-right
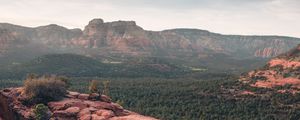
(0, 88), (157, 120)
(240, 44), (300, 93)
(0, 18), (299, 58)
(1, 18), (300, 72)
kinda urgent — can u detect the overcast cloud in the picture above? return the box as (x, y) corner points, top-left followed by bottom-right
(0, 0), (299, 37)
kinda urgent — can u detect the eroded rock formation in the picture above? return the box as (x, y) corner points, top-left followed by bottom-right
(0, 18), (299, 59)
(0, 18), (300, 72)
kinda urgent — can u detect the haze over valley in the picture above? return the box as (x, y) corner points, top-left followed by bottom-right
(1, 0), (300, 120)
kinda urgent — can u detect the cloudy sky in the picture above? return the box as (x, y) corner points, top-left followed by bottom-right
(0, 0), (299, 37)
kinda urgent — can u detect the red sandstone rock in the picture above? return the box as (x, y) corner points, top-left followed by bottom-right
(91, 114), (106, 120)
(65, 107), (80, 114)
(240, 91), (255, 95)
(110, 114), (158, 120)
(79, 114), (92, 120)
(88, 101), (117, 110)
(100, 95), (112, 103)
(240, 44), (300, 93)
(95, 109), (115, 118)
(89, 93), (100, 100)
(48, 99), (81, 111)
(53, 110), (72, 117)
(0, 88), (157, 120)
(68, 91), (80, 98)
(268, 59), (300, 69)
(78, 108), (92, 118)
(72, 101), (88, 110)
(78, 94), (90, 100)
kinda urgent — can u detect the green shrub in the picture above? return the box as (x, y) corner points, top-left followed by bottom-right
(23, 75), (67, 104)
(33, 104), (51, 120)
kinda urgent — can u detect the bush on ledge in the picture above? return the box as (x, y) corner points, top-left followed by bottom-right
(22, 75), (68, 104)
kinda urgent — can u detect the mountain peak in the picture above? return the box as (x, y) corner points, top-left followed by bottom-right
(88, 18), (104, 25)
(109, 20), (136, 27)
(36, 24), (69, 30)
(87, 18), (137, 27)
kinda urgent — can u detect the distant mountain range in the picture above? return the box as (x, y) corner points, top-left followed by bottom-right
(1, 18), (300, 74)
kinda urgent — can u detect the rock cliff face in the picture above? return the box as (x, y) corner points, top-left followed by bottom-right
(0, 88), (157, 120)
(1, 19), (299, 58)
(70, 20), (300, 58)
(35, 24), (82, 47)
(0, 29), (13, 55)
(0, 28), (30, 56)
(0, 18), (300, 70)
(73, 19), (150, 53)
(240, 44), (300, 92)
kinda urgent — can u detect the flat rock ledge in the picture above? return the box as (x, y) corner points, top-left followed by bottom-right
(0, 88), (158, 120)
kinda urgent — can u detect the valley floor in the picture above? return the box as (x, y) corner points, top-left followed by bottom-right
(1, 76), (300, 120)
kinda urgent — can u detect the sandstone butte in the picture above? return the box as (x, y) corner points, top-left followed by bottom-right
(0, 88), (158, 120)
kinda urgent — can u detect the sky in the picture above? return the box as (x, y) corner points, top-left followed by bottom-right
(0, 0), (299, 37)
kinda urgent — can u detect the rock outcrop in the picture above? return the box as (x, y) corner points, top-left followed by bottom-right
(0, 88), (157, 120)
(240, 44), (300, 92)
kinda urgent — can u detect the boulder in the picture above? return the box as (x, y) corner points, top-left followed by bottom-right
(91, 114), (106, 120)
(48, 99), (81, 111)
(78, 108), (91, 118)
(79, 114), (92, 120)
(52, 107), (80, 119)
(78, 94), (90, 100)
(100, 95), (112, 103)
(71, 101), (88, 110)
(89, 93), (100, 100)
(67, 91), (80, 98)
(88, 101), (121, 111)
(65, 107), (80, 115)
(95, 109), (115, 118)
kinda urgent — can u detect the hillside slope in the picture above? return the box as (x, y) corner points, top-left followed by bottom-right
(0, 54), (185, 79)
(240, 44), (300, 92)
